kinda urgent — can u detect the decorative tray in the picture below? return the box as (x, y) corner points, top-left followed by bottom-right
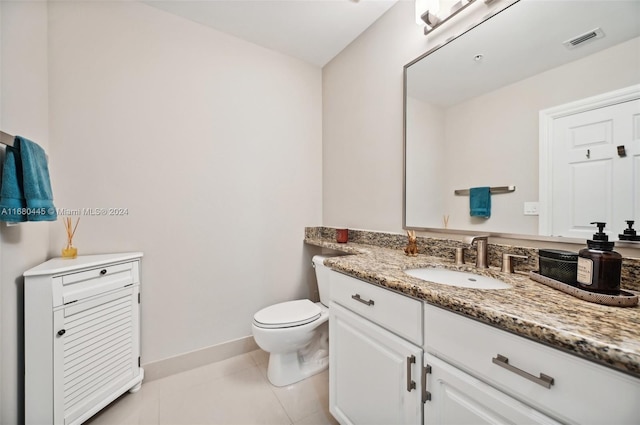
(529, 271), (638, 307)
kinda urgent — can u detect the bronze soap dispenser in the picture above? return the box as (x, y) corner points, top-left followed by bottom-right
(577, 222), (622, 294)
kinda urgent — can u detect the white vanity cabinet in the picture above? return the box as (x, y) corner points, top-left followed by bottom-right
(328, 270), (640, 425)
(24, 252), (144, 425)
(329, 271), (424, 425)
(423, 304), (640, 425)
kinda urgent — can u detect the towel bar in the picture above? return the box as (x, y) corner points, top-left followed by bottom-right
(0, 130), (15, 148)
(454, 185), (516, 196)
(0, 131), (49, 161)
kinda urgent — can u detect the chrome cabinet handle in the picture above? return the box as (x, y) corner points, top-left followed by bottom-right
(351, 294), (374, 306)
(406, 355), (416, 392)
(492, 354), (554, 389)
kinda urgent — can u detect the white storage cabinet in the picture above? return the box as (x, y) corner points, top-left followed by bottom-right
(329, 271), (424, 425)
(24, 252), (144, 425)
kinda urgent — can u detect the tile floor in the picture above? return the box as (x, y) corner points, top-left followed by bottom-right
(86, 349), (339, 425)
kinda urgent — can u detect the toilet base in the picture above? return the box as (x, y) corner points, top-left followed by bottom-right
(267, 347), (329, 387)
(266, 325), (329, 387)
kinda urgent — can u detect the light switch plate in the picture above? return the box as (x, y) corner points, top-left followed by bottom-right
(524, 202), (539, 216)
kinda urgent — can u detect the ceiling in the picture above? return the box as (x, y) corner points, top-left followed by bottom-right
(143, 0), (399, 67)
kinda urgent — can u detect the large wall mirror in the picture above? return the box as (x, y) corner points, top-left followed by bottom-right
(404, 0), (640, 244)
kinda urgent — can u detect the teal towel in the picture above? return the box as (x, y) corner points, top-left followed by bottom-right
(0, 136), (57, 222)
(0, 146), (27, 222)
(470, 186), (491, 218)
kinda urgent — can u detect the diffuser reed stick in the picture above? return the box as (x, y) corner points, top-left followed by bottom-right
(62, 217), (80, 258)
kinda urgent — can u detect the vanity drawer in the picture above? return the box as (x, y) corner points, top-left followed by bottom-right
(330, 271), (422, 345)
(424, 304), (640, 424)
(62, 262), (135, 285)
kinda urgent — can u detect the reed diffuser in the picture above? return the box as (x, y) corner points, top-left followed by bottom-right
(62, 217), (80, 259)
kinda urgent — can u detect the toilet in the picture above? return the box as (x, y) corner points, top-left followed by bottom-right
(252, 255), (335, 387)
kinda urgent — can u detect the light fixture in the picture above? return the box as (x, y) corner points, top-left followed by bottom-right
(415, 0), (432, 25)
(416, 0), (496, 35)
(415, 0), (450, 26)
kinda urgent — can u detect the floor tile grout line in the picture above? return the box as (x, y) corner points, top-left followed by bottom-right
(253, 359), (298, 425)
(152, 363), (257, 407)
(266, 380), (296, 425)
(156, 365), (285, 425)
(86, 350), (333, 425)
(268, 373), (329, 425)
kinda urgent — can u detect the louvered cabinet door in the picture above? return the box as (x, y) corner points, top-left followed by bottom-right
(53, 286), (140, 424)
(25, 253), (144, 425)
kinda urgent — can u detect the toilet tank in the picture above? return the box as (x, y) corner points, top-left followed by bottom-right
(312, 255), (337, 307)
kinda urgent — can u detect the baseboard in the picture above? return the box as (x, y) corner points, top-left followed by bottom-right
(143, 336), (259, 382)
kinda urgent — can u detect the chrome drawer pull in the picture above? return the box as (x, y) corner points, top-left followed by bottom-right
(406, 355), (416, 392)
(351, 294), (374, 306)
(492, 354), (555, 389)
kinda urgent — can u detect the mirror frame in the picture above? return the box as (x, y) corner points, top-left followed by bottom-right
(401, 0), (639, 248)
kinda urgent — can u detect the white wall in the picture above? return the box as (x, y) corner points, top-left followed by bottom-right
(322, 1), (422, 232)
(47, 1), (322, 364)
(322, 0), (515, 232)
(405, 96), (445, 228)
(0, 2), (51, 424)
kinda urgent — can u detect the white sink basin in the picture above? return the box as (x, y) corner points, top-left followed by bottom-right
(404, 268), (511, 290)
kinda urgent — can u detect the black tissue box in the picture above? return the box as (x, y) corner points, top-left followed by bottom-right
(538, 249), (578, 285)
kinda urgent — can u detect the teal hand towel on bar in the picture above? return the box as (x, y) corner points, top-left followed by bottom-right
(0, 146), (27, 222)
(470, 186), (491, 218)
(0, 136), (57, 222)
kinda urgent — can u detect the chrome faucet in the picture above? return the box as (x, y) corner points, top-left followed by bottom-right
(463, 235), (489, 268)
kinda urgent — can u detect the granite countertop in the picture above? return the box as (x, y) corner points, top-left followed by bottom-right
(305, 237), (640, 378)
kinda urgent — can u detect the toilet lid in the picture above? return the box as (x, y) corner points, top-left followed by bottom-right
(254, 299), (321, 329)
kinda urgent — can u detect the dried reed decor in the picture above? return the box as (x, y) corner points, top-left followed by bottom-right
(62, 217), (80, 259)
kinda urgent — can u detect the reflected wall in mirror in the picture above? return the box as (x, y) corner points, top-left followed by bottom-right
(404, 0), (640, 243)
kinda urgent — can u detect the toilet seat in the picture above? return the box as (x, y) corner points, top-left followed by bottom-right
(254, 299), (321, 329)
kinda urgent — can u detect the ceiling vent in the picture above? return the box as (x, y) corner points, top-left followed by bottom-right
(563, 28), (605, 49)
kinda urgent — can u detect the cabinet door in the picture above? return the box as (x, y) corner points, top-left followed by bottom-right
(330, 302), (423, 425)
(53, 286), (139, 424)
(423, 354), (560, 425)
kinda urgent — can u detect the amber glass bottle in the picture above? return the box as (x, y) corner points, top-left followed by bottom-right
(577, 222), (622, 294)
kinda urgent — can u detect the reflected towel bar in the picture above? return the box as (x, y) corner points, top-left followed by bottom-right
(454, 185), (516, 196)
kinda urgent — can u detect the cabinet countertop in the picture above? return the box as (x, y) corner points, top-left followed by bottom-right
(24, 252), (144, 277)
(306, 238), (640, 378)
